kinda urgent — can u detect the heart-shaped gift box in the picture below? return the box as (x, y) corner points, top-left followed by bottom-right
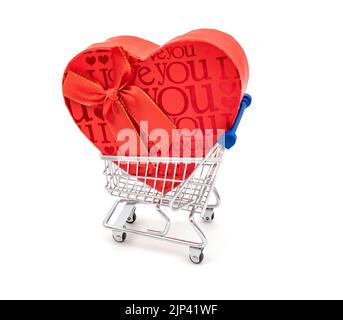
(62, 29), (249, 193)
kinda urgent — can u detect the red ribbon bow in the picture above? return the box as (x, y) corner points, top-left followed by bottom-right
(62, 47), (175, 155)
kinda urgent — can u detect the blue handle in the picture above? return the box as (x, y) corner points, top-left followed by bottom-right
(218, 93), (252, 149)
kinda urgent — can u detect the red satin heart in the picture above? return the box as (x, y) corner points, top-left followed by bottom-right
(62, 29), (249, 193)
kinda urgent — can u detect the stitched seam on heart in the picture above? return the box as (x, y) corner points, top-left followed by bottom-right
(117, 96), (151, 146)
(64, 72), (104, 105)
(135, 86), (176, 129)
(66, 97), (91, 107)
(116, 98), (149, 154)
(118, 47), (132, 71)
(119, 95), (151, 150)
(69, 71), (103, 90)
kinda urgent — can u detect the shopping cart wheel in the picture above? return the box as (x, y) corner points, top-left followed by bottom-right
(126, 211), (137, 224)
(189, 247), (204, 264)
(112, 231), (127, 243)
(202, 208), (215, 222)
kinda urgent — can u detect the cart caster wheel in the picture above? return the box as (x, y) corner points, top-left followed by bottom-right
(202, 208), (215, 222)
(126, 212), (136, 224)
(189, 252), (204, 264)
(112, 232), (126, 243)
(189, 247), (204, 264)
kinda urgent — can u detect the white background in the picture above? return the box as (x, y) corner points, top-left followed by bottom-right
(0, 0), (342, 300)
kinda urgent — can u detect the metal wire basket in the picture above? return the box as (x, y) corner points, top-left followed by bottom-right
(102, 144), (224, 214)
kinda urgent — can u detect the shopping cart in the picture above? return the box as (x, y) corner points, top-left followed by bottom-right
(102, 94), (252, 264)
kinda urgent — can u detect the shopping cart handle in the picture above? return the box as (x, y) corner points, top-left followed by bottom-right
(218, 93), (252, 149)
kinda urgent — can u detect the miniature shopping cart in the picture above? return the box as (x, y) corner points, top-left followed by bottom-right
(102, 94), (252, 264)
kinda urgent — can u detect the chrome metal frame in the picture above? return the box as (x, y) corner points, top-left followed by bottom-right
(103, 200), (207, 248)
(101, 144), (224, 264)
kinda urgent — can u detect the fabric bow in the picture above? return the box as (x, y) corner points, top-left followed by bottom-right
(62, 47), (175, 155)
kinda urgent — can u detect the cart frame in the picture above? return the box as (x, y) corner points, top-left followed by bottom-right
(101, 94), (252, 264)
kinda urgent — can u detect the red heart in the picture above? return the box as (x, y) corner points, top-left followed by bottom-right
(63, 29), (249, 193)
(104, 146), (115, 155)
(98, 55), (109, 65)
(85, 56), (96, 66)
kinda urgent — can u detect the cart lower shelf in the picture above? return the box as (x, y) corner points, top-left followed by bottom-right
(103, 188), (220, 264)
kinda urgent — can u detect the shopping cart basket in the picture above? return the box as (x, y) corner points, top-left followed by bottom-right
(102, 94), (252, 264)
